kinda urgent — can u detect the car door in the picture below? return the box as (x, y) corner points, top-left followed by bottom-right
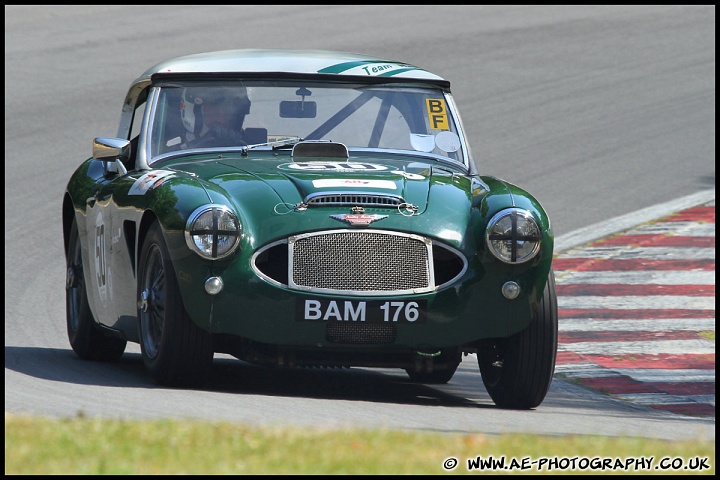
(84, 96), (148, 331)
(83, 175), (116, 327)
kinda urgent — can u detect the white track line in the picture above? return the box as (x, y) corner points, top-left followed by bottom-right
(626, 222), (716, 236)
(557, 339), (715, 355)
(557, 246), (714, 260)
(558, 296), (716, 310)
(615, 368), (715, 383)
(559, 318), (716, 332)
(555, 271), (715, 284)
(614, 393), (715, 406)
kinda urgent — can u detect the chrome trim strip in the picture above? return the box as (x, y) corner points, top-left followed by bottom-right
(304, 191), (405, 207)
(432, 241), (469, 289)
(250, 238), (289, 288)
(137, 87), (160, 170)
(251, 232), (469, 295)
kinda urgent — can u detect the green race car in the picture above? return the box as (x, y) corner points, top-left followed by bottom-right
(63, 49), (557, 409)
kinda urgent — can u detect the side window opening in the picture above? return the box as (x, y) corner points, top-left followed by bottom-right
(126, 101), (146, 170)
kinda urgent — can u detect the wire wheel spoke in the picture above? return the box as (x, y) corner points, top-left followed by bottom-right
(141, 245), (167, 357)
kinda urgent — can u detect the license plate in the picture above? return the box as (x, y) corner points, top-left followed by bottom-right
(297, 298), (427, 323)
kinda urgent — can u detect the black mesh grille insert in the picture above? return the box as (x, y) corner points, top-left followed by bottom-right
(290, 231), (430, 292)
(325, 323), (397, 344)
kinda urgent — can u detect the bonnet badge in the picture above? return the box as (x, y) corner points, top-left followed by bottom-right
(330, 214), (388, 226)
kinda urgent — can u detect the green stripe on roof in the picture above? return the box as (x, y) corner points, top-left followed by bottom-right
(378, 67), (418, 77)
(318, 61), (417, 74)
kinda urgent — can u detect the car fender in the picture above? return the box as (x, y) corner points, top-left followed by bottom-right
(471, 176), (554, 336)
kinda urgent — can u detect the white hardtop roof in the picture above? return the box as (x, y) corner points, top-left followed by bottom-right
(138, 49), (448, 84)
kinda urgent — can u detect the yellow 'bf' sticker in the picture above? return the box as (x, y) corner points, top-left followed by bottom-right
(426, 98), (449, 130)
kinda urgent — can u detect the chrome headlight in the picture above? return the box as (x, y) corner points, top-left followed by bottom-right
(486, 208), (541, 264)
(185, 205), (241, 259)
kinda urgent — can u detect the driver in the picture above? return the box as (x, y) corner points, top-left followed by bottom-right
(180, 86), (251, 148)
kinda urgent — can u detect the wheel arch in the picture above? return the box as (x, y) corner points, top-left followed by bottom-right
(62, 193), (78, 255)
(135, 210), (161, 275)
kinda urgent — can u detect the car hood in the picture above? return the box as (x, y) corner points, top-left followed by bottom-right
(177, 155), (469, 213)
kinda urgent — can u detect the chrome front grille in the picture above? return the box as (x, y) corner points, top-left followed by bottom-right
(304, 193), (404, 208)
(288, 229), (434, 295)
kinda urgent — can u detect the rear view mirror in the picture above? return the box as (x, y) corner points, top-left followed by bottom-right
(280, 101), (317, 118)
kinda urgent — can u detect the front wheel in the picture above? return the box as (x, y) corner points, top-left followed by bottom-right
(137, 222), (213, 387)
(478, 271), (558, 409)
(65, 218), (126, 361)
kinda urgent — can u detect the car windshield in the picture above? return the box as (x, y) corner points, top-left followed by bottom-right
(148, 80), (467, 167)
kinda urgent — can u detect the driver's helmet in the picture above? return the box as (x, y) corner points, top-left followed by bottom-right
(180, 86), (251, 135)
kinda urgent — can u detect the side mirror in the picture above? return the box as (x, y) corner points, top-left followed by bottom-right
(93, 137), (131, 175)
(93, 137), (131, 162)
(279, 100), (317, 118)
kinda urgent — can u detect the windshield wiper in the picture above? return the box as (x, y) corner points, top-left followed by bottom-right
(241, 137), (303, 156)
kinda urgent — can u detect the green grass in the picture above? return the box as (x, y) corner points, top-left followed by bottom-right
(5, 414), (715, 474)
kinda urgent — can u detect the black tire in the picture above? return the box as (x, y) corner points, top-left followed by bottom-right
(66, 218), (127, 361)
(477, 270), (558, 409)
(405, 363), (459, 384)
(137, 222), (213, 387)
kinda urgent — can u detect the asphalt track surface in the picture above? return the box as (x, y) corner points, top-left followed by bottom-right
(4, 6), (715, 442)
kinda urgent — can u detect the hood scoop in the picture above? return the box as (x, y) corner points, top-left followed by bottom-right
(304, 192), (405, 208)
(292, 140), (349, 158)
